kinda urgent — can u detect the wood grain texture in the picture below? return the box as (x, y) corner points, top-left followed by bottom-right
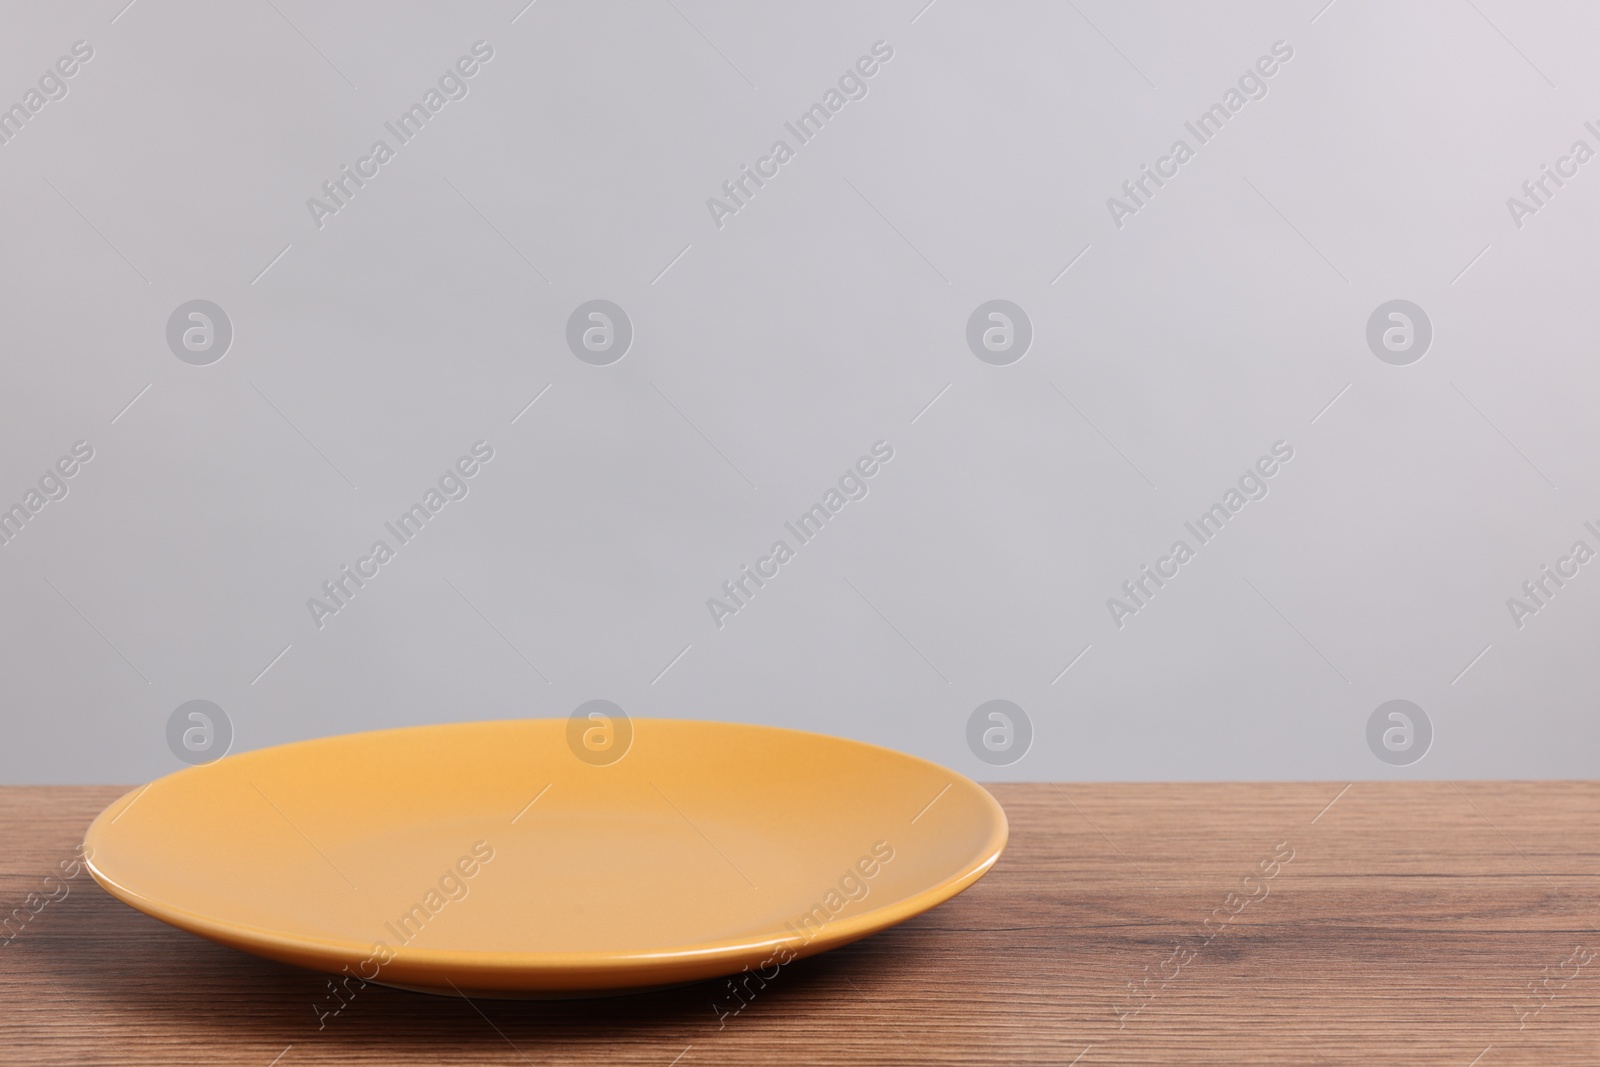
(1, 783), (1596, 1065)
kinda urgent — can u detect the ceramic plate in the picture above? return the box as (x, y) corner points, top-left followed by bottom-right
(84, 719), (1007, 997)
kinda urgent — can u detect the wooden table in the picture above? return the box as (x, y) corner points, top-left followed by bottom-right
(3, 783), (1596, 1065)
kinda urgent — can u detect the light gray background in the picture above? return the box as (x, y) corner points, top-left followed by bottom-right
(2, 0), (1596, 784)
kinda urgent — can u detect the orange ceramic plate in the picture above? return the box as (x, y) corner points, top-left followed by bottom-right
(84, 719), (1007, 997)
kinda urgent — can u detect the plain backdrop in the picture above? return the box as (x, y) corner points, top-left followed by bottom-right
(1, 0), (1596, 783)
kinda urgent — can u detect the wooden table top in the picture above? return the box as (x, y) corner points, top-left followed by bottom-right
(3, 782), (1596, 1065)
